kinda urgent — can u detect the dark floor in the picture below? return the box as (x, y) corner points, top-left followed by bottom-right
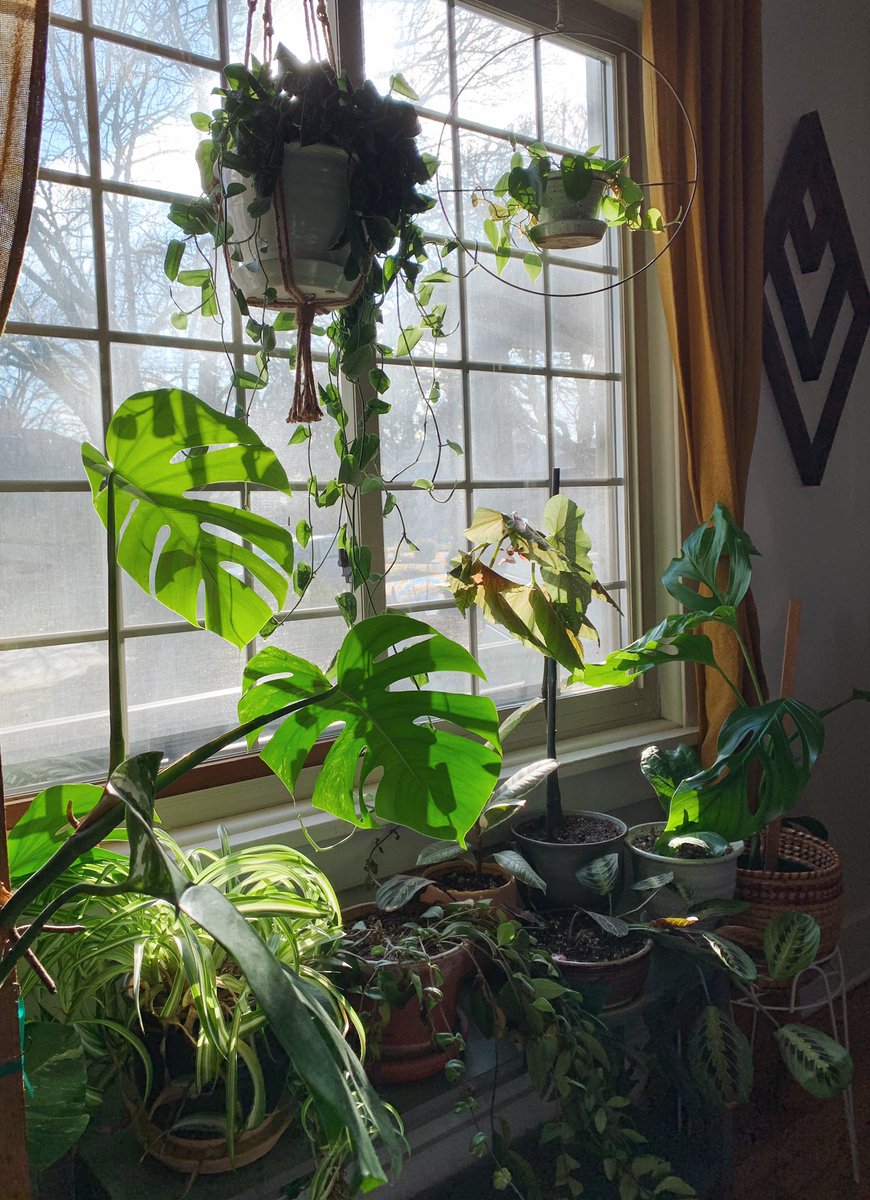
(734, 980), (870, 1200)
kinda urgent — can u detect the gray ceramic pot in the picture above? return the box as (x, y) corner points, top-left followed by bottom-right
(513, 811), (628, 909)
(627, 821), (744, 917)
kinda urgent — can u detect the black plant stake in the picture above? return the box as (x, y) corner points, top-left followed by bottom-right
(544, 466), (563, 842)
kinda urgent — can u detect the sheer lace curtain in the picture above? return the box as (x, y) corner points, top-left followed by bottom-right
(0, 0), (49, 332)
(642, 0), (767, 760)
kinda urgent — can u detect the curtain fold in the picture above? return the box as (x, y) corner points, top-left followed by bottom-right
(0, 0), (50, 334)
(642, 0), (767, 761)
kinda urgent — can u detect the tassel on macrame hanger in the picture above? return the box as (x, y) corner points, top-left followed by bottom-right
(287, 303), (323, 423)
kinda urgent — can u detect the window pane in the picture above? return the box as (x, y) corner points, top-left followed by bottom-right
(384, 490), (465, 607)
(469, 371), (547, 482)
(465, 258), (546, 367)
(125, 631), (244, 760)
(42, 29), (89, 174)
(454, 5), (535, 135)
(9, 183), (97, 328)
(250, 491), (346, 614)
(379, 365), (465, 484)
(552, 377), (617, 480)
(548, 263), (614, 372)
(539, 39), (608, 153)
(0, 336), (101, 479)
(0, 642), (110, 792)
(0, 493), (107, 639)
(92, 0), (220, 59)
(361, 0), (450, 113)
(94, 42), (218, 193)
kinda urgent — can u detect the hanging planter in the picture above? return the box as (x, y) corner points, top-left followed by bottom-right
(169, 28), (436, 423)
(225, 143), (362, 309)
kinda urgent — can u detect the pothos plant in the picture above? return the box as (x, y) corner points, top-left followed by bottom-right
(580, 504), (869, 857)
(1, 387), (506, 1191)
(167, 50), (458, 630)
(472, 139), (668, 281)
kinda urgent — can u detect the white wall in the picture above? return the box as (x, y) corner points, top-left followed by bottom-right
(747, 0), (870, 980)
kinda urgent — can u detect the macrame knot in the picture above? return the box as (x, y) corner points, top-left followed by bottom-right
(287, 303), (323, 423)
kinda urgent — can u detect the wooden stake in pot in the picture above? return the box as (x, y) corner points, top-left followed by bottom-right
(764, 599), (802, 873)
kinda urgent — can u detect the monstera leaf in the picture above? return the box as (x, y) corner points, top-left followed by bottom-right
(661, 503), (759, 614)
(448, 500), (611, 674)
(639, 743), (703, 812)
(663, 699), (825, 842)
(581, 608), (736, 687)
(82, 389), (294, 648)
(5, 754), (405, 1193)
(238, 613), (502, 843)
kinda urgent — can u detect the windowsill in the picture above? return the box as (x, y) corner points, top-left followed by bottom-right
(161, 717), (699, 861)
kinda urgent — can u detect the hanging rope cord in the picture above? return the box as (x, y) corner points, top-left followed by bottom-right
(237, 0), (344, 421)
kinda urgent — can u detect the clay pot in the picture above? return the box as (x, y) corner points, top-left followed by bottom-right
(124, 1078), (293, 1175)
(420, 860), (520, 912)
(553, 938), (653, 1010)
(343, 902), (473, 1083)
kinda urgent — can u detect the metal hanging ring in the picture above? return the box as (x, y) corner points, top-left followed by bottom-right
(434, 28), (698, 300)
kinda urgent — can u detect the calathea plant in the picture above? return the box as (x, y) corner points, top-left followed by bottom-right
(1, 387), (504, 1191)
(581, 504), (869, 856)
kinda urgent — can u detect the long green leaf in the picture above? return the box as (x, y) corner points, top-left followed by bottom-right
(7, 783), (127, 883)
(82, 389), (294, 647)
(239, 613), (503, 844)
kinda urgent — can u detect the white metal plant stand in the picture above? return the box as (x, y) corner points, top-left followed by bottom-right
(733, 946), (860, 1185)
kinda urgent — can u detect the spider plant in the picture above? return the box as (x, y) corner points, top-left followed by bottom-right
(21, 831), (368, 1163)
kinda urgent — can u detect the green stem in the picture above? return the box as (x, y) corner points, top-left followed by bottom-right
(106, 474), (126, 773)
(735, 627), (765, 706)
(0, 689), (333, 934)
(818, 690), (870, 721)
(714, 662), (747, 709)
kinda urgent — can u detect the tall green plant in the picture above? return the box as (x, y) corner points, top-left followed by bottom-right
(581, 505), (869, 847)
(1, 391), (503, 1191)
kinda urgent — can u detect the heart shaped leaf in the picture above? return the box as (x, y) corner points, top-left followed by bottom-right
(82, 389), (294, 648)
(239, 613), (502, 844)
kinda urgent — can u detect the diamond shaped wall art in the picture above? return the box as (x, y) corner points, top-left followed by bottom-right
(763, 110), (870, 485)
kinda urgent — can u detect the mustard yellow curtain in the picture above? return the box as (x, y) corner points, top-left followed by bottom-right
(642, 0), (766, 760)
(0, 0), (49, 334)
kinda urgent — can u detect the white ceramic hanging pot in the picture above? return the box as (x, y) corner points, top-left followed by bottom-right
(529, 171), (609, 250)
(226, 143), (359, 308)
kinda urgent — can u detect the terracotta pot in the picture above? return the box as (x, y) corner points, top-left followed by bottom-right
(734, 829), (843, 958)
(125, 1079), (293, 1175)
(420, 860), (520, 911)
(343, 902), (473, 1083)
(553, 938), (653, 1010)
(627, 821), (744, 917)
(513, 811), (627, 909)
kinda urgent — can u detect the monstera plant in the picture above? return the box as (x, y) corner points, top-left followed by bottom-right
(582, 505), (868, 851)
(0, 387), (503, 1187)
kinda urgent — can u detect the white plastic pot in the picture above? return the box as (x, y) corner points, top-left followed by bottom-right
(529, 171), (609, 250)
(225, 143), (359, 308)
(627, 821), (744, 918)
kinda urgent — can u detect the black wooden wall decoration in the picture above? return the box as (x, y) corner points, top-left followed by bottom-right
(763, 110), (870, 486)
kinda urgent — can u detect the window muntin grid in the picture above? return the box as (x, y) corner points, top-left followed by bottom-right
(0, 0), (633, 794)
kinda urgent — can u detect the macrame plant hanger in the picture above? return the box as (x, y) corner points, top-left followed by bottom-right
(240, 0), (347, 423)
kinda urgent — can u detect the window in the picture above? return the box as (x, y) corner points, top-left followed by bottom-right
(0, 0), (668, 799)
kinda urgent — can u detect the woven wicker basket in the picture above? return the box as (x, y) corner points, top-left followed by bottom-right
(734, 828), (843, 957)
